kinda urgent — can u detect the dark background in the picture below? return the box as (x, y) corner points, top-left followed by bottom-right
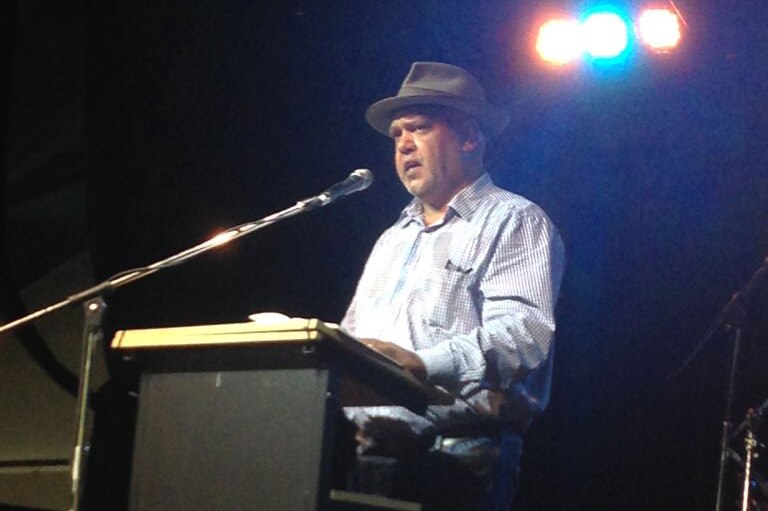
(3, 1), (768, 510)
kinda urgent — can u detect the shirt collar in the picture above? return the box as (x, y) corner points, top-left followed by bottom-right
(397, 172), (493, 227)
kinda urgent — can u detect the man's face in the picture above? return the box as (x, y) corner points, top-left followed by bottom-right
(388, 110), (473, 210)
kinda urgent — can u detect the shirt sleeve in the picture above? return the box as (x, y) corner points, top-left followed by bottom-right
(417, 209), (565, 391)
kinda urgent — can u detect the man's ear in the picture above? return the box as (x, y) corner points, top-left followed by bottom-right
(462, 138), (480, 153)
(461, 121), (482, 154)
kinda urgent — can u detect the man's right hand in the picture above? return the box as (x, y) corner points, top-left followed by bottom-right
(361, 338), (427, 382)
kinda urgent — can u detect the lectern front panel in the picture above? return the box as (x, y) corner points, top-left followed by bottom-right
(129, 368), (338, 511)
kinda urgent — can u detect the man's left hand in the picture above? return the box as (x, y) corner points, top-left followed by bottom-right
(362, 338), (427, 382)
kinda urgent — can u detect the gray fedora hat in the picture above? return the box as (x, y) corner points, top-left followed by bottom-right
(365, 62), (510, 138)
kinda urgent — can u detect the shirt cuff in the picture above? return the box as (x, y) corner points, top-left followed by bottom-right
(417, 343), (455, 383)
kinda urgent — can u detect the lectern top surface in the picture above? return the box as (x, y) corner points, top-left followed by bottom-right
(111, 318), (334, 349)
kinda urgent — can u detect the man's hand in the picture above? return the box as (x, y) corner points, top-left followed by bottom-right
(355, 417), (430, 459)
(362, 338), (427, 382)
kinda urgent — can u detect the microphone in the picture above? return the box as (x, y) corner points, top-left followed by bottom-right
(317, 168), (374, 205)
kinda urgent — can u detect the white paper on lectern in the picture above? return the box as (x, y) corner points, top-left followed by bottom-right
(247, 312), (339, 329)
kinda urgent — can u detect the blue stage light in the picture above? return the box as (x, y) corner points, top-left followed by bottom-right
(581, 11), (630, 59)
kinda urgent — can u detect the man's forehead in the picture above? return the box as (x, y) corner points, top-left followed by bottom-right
(390, 112), (432, 125)
(388, 106), (455, 132)
(387, 113), (427, 137)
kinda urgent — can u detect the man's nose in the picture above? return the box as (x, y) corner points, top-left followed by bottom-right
(396, 132), (415, 153)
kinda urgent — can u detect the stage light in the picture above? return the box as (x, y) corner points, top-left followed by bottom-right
(637, 8), (682, 51)
(533, 4), (684, 68)
(581, 12), (630, 59)
(536, 19), (583, 65)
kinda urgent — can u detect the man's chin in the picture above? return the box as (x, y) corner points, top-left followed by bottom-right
(405, 184), (427, 200)
(403, 175), (428, 192)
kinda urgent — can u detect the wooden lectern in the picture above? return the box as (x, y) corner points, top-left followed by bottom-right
(111, 319), (452, 511)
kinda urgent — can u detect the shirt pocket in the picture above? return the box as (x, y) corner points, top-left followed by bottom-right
(421, 242), (480, 330)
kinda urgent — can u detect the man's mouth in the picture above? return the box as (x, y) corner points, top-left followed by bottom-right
(403, 160), (421, 173)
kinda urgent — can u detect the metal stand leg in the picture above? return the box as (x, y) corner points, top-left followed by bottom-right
(70, 297), (106, 511)
(715, 327), (743, 511)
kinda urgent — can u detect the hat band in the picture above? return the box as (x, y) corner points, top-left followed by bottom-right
(398, 85), (484, 102)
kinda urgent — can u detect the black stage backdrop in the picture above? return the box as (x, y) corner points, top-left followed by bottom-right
(4, 1), (768, 510)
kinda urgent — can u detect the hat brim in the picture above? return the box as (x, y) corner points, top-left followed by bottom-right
(365, 94), (510, 139)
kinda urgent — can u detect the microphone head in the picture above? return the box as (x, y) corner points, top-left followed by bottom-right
(314, 168), (376, 207)
(351, 168), (374, 190)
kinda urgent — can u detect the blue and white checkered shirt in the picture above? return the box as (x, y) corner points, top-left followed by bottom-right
(342, 173), (565, 435)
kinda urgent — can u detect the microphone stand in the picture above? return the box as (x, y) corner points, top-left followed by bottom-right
(706, 256), (768, 511)
(0, 187), (356, 511)
(70, 297), (106, 511)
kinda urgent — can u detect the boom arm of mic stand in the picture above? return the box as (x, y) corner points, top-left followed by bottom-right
(0, 197), (326, 336)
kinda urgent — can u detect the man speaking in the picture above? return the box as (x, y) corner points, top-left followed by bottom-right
(340, 61), (565, 511)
